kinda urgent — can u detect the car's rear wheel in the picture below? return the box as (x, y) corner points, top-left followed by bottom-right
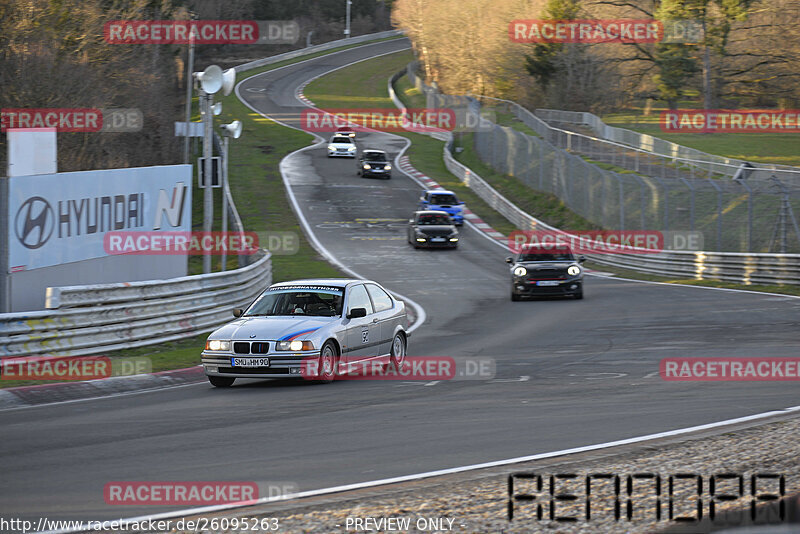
(387, 333), (406, 372)
(317, 341), (339, 383)
(208, 375), (235, 387)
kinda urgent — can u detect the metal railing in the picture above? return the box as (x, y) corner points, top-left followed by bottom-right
(235, 30), (402, 74)
(0, 250), (272, 359)
(391, 66), (800, 285)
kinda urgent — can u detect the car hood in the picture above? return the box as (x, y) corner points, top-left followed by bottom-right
(209, 316), (335, 341)
(416, 224), (456, 236)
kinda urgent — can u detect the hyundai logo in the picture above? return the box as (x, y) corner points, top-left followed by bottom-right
(15, 196), (54, 249)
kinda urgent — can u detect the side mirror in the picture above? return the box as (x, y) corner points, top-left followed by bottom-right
(347, 307), (367, 319)
(505, 257), (514, 264)
(459, 201), (465, 205)
(578, 255), (586, 263)
(232, 308), (243, 318)
(408, 219), (414, 224)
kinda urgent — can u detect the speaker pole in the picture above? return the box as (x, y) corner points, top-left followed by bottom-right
(202, 90), (214, 274)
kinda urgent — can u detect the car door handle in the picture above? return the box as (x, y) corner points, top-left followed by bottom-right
(372, 318), (379, 323)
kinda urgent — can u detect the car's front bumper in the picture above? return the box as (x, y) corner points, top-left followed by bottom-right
(201, 351), (321, 379)
(414, 237), (458, 248)
(328, 150), (356, 157)
(512, 278), (582, 295)
(361, 168), (391, 178)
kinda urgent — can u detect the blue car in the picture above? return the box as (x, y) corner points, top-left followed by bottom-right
(418, 190), (465, 226)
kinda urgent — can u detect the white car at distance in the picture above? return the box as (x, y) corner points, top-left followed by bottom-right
(327, 134), (357, 158)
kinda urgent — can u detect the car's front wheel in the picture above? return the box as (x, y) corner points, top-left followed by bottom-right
(388, 333), (406, 372)
(208, 375), (235, 387)
(511, 289), (521, 301)
(317, 341), (339, 383)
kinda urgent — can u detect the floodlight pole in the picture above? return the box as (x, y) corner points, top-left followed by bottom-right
(202, 91), (214, 274)
(183, 14), (196, 164)
(221, 135), (229, 271)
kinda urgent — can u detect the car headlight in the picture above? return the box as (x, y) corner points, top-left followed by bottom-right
(276, 340), (315, 351)
(206, 340), (230, 351)
(348, 132), (355, 137)
(568, 265), (581, 276)
(416, 237), (426, 242)
(327, 145), (335, 151)
(449, 237), (459, 242)
(363, 164), (372, 169)
(384, 164), (392, 170)
(347, 146), (356, 151)
(513, 266), (527, 277)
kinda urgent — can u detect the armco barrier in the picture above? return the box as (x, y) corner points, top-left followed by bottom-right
(390, 67), (800, 285)
(235, 30), (402, 74)
(535, 108), (800, 179)
(0, 250), (272, 358)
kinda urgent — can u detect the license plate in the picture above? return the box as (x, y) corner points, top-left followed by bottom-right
(431, 237), (446, 242)
(231, 357), (270, 367)
(536, 280), (560, 286)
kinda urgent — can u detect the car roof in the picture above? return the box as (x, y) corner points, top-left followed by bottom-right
(425, 189), (456, 196)
(329, 135), (353, 141)
(362, 149), (387, 155)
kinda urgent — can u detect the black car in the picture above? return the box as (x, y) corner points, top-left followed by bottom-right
(506, 244), (585, 300)
(407, 210), (459, 249)
(357, 149), (392, 179)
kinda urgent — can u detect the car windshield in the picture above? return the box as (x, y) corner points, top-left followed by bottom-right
(245, 287), (343, 317)
(417, 213), (452, 225)
(330, 136), (352, 144)
(364, 152), (387, 161)
(430, 194), (458, 205)
(519, 248), (574, 262)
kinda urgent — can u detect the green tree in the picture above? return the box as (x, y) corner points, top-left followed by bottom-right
(523, 0), (580, 87)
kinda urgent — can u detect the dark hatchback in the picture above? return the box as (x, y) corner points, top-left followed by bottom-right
(507, 244), (585, 300)
(357, 149), (392, 179)
(407, 211), (459, 249)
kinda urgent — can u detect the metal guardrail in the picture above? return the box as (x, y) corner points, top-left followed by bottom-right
(535, 108), (800, 179)
(235, 30), (402, 74)
(0, 250), (272, 358)
(390, 67), (800, 285)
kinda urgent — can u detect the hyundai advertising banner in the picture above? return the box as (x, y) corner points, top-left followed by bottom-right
(7, 165), (191, 272)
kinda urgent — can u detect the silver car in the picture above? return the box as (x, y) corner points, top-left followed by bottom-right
(202, 279), (408, 386)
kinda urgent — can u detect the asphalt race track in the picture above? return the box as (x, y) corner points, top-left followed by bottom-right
(2, 38), (799, 525)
